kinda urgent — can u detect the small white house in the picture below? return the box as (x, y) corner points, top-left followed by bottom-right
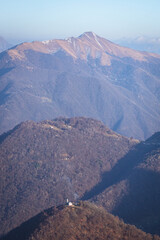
(66, 199), (73, 206)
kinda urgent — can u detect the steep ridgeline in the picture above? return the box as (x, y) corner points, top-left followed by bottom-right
(1, 202), (159, 240)
(0, 117), (138, 236)
(0, 32), (160, 139)
(84, 132), (160, 235)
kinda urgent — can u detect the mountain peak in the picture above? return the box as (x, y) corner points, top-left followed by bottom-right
(78, 31), (103, 46)
(6, 31), (160, 66)
(79, 31), (99, 38)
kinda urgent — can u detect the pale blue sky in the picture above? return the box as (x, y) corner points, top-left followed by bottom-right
(0, 0), (160, 43)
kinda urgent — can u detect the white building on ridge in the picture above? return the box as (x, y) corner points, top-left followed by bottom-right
(66, 199), (73, 206)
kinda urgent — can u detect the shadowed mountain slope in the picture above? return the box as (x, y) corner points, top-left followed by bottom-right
(85, 132), (160, 235)
(1, 201), (159, 240)
(0, 32), (160, 139)
(0, 117), (137, 236)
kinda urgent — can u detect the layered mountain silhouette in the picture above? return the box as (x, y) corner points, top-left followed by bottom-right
(0, 32), (160, 139)
(1, 201), (159, 240)
(0, 117), (137, 236)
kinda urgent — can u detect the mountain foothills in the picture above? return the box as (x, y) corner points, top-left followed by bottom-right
(0, 32), (160, 139)
(0, 117), (160, 237)
(1, 202), (160, 240)
(0, 117), (138, 236)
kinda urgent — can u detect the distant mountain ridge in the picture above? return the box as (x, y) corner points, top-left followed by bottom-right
(7, 31), (160, 65)
(0, 32), (160, 139)
(0, 36), (12, 52)
(117, 36), (160, 54)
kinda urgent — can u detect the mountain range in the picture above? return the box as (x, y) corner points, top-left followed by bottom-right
(0, 117), (160, 236)
(0, 32), (160, 139)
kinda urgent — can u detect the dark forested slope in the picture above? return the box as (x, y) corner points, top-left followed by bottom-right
(1, 201), (159, 240)
(86, 132), (160, 235)
(0, 117), (137, 236)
